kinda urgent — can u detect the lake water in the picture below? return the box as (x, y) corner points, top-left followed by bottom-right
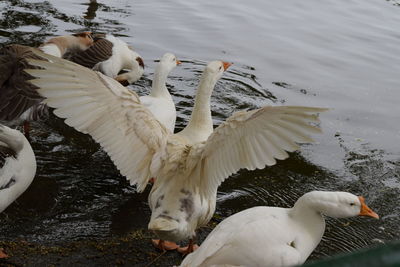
(0, 0), (399, 264)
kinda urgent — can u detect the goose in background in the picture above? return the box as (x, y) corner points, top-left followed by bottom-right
(0, 32), (94, 137)
(39, 32), (93, 58)
(24, 51), (327, 254)
(67, 34), (144, 86)
(180, 191), (379, 267)
(140, 53), (181, 133)
(0, 124), (36, 258)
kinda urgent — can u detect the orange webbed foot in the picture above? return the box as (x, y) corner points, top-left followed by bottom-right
(177, 240), (199, 255)
(0, 248), (9, 259)
(151, 239), (179, 251)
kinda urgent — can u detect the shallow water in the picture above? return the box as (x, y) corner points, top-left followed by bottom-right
(0, 0), (399, 263)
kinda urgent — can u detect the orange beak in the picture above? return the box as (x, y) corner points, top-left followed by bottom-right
(115, 76), (130, 86)
(222, 61), (232, 71)
(176, 60), (182, 65)
(358, 196), (379, 219)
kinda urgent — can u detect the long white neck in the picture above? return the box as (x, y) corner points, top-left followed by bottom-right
(289, 192), (327, 260)
(151, 64), (172, 99)
(121, 54), (134, 69)
(180, 72), (216, 140)
(291, 191), (331, 216)
(0, 127), (23, 153)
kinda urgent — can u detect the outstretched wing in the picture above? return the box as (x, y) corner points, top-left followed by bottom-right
(200, 106), (327, 195)
(25, 50), (168, 191)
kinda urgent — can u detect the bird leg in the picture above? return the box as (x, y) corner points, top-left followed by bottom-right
(151, 239), (179, 251)
(0, 248), (9, 259)
(177, 238), (199, 255)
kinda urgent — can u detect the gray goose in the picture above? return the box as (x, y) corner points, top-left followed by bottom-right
(0, 32), (94, 137)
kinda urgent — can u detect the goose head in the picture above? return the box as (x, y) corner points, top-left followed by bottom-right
(201, 60), (231, 86)
(195, 60), (231, 99)
(298, 191), (379, 219)
(157, 52), (181, 73)
(115, 51), (145, 86)
(71, 31), (94, 50)
(150, 53), (181, 95)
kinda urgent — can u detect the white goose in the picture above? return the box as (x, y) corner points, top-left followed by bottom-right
(0, 32), (94, 136)
(180, 191), (379, 267)
(24, 51), (327, 254)
(68, 34), (145, 86)
(0, 124), (36, 258)
(140, 53), (181, 132)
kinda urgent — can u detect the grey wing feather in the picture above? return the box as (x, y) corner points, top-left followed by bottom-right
(66, 38), (113, 69)
(0, 45), (45, 121)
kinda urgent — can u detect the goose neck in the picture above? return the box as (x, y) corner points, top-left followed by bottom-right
(151, 65), (171, 98)
(0, 127), (23, 153)
(186, 74), (215, 130)
(291, 191), (340, 219)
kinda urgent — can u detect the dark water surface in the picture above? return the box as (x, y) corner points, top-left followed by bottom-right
(1, 0), (399, 264)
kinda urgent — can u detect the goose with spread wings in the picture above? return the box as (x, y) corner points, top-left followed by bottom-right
(24, 50), (327, 253)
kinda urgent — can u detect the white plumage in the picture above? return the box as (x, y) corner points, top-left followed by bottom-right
(25, 51), (328, 252)
(93, 35), (144, 84)
(0, 124), (36, 258)
(180, 191), (379, 267)
(0, 125), (36, 213)
(140, 53), (181, 132)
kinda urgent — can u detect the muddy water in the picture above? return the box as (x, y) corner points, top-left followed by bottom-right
(0, 0), (399, 263)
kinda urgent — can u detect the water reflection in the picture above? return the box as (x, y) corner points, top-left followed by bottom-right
(83, 0), (99, 20)
(0, 0), (54, 45)
(387, 0), (400, 6)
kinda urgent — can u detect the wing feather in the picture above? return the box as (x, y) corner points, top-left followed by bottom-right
(200, 106), (327, 192)
(0, 45), (45, 121)
(25, 51), (168, 191)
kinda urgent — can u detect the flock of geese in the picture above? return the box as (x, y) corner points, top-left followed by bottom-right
(0, 32), (379, 266)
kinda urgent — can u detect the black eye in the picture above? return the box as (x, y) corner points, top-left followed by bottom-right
(350, 203), (355, 206)
(219, 66), (222, 70)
